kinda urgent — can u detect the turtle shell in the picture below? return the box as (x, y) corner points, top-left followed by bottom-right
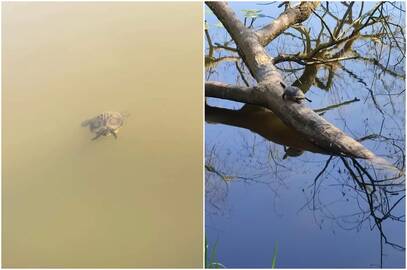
(105, 112), (124, 130)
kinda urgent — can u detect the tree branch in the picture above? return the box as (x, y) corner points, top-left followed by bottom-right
(206, 2), (379, 161)
(256, 1), (320, 46)
(206, 81), (260, 105)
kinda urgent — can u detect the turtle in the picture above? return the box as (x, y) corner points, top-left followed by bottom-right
(81, 111), (128, 140)
(280, 81), (312, 104)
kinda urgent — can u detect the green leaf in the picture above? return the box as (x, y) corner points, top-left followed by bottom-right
(241, 9), (262, 18)
(272, 241), (278, 268)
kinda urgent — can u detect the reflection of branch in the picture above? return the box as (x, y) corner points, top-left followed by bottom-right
(333, 2), (354, 38)
(214, 42), (238, 53)
(340, 65), (384, 115)
(235, 62), (250, 87)
(207, 81), (359, 119)
(358, 2), (386, 34)
(298, 149), (404, 266)
(355, 55), (405, 79)
(309, 2), (386, 59)
(205, 164), (233, 182)
(310, 33), (359, 58)
(320, 2), (341, 22)
(381, 16), (406, 58)
(205, 104), (327, 155)
(291, 25), (311, 54)
(356, 134), (381, 142)
(340, 157), (405, 258)
(314, 97), (360, 114)
(306, 56), (358, 65)
(274, 54), (358, 65)
(310, 156), (333, 210)
(311, 9), (335, 41)
(206, 161), (273, 186)
(273, 54), (307, 65)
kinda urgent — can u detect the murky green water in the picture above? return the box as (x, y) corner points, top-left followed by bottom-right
(3, 3), (202, 267)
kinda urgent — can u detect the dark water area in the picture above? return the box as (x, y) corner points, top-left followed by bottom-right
(205, 2), (405, 268)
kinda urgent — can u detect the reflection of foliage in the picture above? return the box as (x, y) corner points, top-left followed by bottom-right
(207, 129), (404, 266)
(205, 1), (405, 94)
(205, 142), (279, 213)
(205, 1), (405, 267)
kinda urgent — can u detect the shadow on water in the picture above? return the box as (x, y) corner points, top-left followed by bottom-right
(205, 1), (405, 268)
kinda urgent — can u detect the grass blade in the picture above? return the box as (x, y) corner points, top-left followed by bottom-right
(272, 241), (278, 268)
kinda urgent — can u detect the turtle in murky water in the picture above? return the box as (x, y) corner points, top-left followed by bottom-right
(81, 111), (128, 140)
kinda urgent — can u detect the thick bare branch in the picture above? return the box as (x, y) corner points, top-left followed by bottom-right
(206, 81), (259, 104)
(256, 1), (320, 46)
(206, 2), (280, 82)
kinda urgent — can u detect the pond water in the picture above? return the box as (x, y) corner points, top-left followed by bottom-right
(205, 2), (405, 268)
(3, 3), (202, 267)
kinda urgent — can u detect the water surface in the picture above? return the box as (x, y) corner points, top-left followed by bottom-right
(205, 2), (405, 268)
(3, 3), (203, 267)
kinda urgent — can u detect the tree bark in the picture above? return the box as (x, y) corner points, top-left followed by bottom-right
(256, 2), (320, 46)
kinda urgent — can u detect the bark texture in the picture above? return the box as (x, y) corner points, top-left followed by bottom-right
(256, 2), (320, 46)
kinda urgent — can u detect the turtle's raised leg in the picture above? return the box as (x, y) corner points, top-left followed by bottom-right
(110, 129), (118, 139)
(91, 130), (105, 140)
